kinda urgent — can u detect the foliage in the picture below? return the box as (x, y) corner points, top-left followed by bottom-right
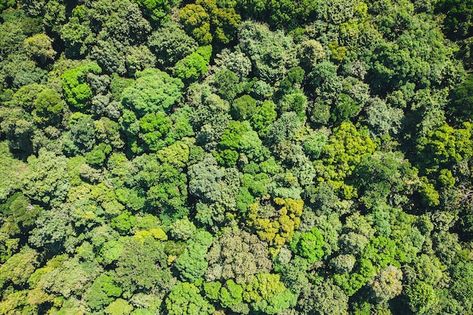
(290, 227), (325, 263)
(248, 198), (304, 250)
(243, 273), (296, 314)
(174, 230), (213, 282)
(173, 45), (212, 83)
(61, 62), (102, 111)
(1, 1), (473, 314)
(165, 282), (214, 315)
(121, 68), (183, 116)
(179, 0), (241, 45)
(314, 122), (376, 199)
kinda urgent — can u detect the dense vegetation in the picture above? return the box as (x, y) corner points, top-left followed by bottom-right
(0, 0), (473, 314)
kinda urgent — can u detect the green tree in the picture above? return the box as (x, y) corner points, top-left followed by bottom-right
(148, 21), (198, 68)
(136, 0), (180, 24)
(84, 273), (122, 311)
(105, 299), (133, 315)
(173, 45), (212, 83)
(175, 230), (213, 282)
(369, 266), (403, 303)
(165, 282), (215, 315)
(437, 0), (473, 40)
(22, 149), (69, 205)
(206, 227), (272, 283)
(243, 273), (296, 314)
(406, 281), (439, 314)
(180, 0), (241, 45)
(23, 33), (56, 65)
(121, 69), (183, 116)
(0, 247), (38, 289)
(416, 122), (473, 175)
(33, 87), (65, 125)
(218, 120), (264, 166)
(238, 21), (297, 82)
(449, 74), (473, 123)
(290, 227), (325, 263)
(61, 62), (102, 111)
(298, 280), (349, 315)
(231, 94), (258, 120)
(115, 237), (171, 294)
(314, 121), (376, 199)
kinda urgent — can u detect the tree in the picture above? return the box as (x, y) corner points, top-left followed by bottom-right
(243, 273), (296, 314)
(416, 122), (473, 176)
(406, 281), (439, 314)
(314, 121), (376, 199)
(22, 149), (69, 205)
(448, 74), (473, 123)
(331, 93), (361, 123)
(121, 69), (183, 116)
(132, 153), (189, 219)
(115, 236), (172, 294)
(180, 0), (241, 45)
(250, 100), (277, 136)
(0, 247), (38, 289)
(165, 282), (215, 315)
(0, 142), (26, 200)
(365, 97), (404, 136)
(352, 151), (419, 209)
(125, 45), (156, 77)
(298, 280), (349, 315)
(267, 112), (304, 145)
(174, 230), (213, 282)
(23, 33), (56, 65)
(0, 0), (15, 12)
(449, 259), (473, 313)
(238, 21), (297, 82)
(136, 0), (180, 24)
(231, 94), (258, 121)
(0, 192), (41, 237)
(84, 273), (122, 311)
(65, 113), (96, 154)
(61, 62), (102, 111)
(290, 227), (325, 263)
(173, 45), (212, 83)
(206, 227), (272, 283)
(369, 266), (403, 303)
(170, 218), (197, 241)
(247, 198), (304, 250)
(26, 255), (101, 303)
(219, 279), (246, 311)
(279, 89), (308, 120)
(28, 208), (76, 254)
(138, 112), (171, 152)
(0, 54), (47, 89)
(179, 4), (212, 44)
(148, 21), (198, 68)
(60, 0), (151, 59)
(60, 5), (94, 57)
(217, 120), (264, 166)
(0, 290), (36, 314)
(105, 299), (133, 315)
(437, 0), (473, 40)
(33, 87), (65, 125)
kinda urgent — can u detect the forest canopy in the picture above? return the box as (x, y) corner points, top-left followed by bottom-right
(0, 0), (473, 314)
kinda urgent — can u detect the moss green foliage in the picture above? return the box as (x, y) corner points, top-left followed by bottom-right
(165, 282), (214, 315)
(84, 274), (122, 311)
(1, 1), (473, 314)
(173, 45), (212, 83)
(121, 68), (183, 116)
(61, 62), (102, 111)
